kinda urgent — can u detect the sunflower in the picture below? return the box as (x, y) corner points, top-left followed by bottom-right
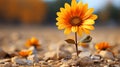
(19, 50), (32, 57)
(56, 0), (97, 36)
(95, 42), (111, 50)
(25, 37), (40, 48)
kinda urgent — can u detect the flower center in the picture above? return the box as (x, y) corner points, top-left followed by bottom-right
(70, 17), (82, 26)
(102, 48), (107, 50)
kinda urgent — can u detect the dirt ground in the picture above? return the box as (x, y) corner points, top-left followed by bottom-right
(0, 26), (120, 67)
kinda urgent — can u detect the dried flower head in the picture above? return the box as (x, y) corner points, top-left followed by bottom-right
(95, 42), (111, 50)
(19, 50), (32, 57)
(56, 0), (97, 36)
(25, 37), (40, 48)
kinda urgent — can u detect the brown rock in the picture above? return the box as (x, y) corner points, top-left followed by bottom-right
(12, 63), (18, 67)
(0, 62), (12, 67)
(39, 61), (48, 65)
(44, 51), (57, 60)
(60, 63), (70, 67)
(80, 57), (94, 65)
(4, 62), (12, 67)
(0, 48), (7, 58)
(0, 59), (11, 64)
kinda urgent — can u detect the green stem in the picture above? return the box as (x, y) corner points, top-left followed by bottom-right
(75, 32), (79, 56)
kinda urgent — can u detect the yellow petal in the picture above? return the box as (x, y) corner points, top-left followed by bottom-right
(82, 28), (90, 34)
(83, 19), (95, 25)
(56, 17), (59, 21)
(71, 0), (77, 7)
(57, 9), (66, 18)
(56, 12), (62, 16)
(77, 27), (82, 36)
(71, 26), (78, 32)
(81, 3), (88, 16)
(56, 17), (64, 22)
(58, 24), (65, 30)
(64, 28), (71, 35)
(60, 8), (66, 15)
(83, 8), (94, 20)
(82, 25), (94, 30)
(60, 8), (65, 12)
(77, 2), (83, 15)
(95, 45), (99, 50)
(89, 14), (98, 20)
(78, 1), (82, 7)
(31, 37), (37, 41)
(28, 50), (32, 55)
(56, 22), (61, 25)
(65, 3), (70, 9)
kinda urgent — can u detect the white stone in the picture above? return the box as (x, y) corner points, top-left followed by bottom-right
(91, 55), (102, 62)
(78, 51), (91, 58)
(11, 56), (27, 65)
(107, 59), (114, 63)
(28, 46), (37, 54)
(26, 60), (33, 65)
(44, 50), (71, 60)
(78, 46), (89, 52)
(99, 51), (114, 60)
(47, 60), (53, 63)
(27, 55), (39, 63)
(104, 65), (109, 67)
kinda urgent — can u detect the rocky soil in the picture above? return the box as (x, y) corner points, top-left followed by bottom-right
(0, 26), (120, 67)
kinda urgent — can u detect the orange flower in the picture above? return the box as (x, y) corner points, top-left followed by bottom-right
(19, 50), (32, 57)
(56, 0), (97, 36)
(25, 37), (40, 48)
(95, 42), (111, 50)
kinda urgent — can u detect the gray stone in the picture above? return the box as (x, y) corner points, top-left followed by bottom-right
(27, 55), (39, 63)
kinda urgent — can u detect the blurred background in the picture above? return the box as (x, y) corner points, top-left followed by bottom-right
(0, 0), (120, 27)
(0, 0), (120, 54)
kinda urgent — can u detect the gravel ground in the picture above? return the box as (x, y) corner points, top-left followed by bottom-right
(0, 26), (120, 67)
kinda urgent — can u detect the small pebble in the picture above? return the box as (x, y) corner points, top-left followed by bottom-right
(91, 55), (102, 62)
(79, 51), (91, 58)
(60, 63), (70, 67)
